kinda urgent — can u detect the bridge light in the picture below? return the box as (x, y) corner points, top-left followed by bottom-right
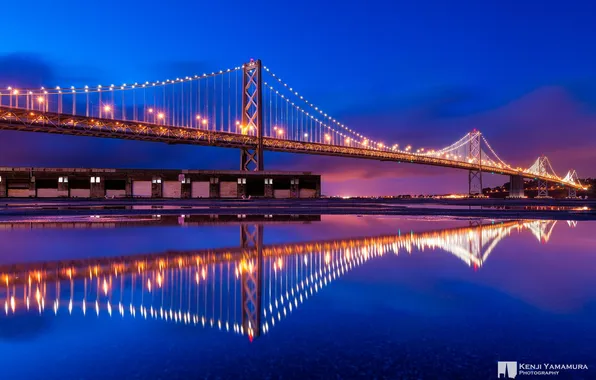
(304, 133), (308, 138)
(148, 108), (154, 113)
(235, 121), (240, 125)
(196, 115), (201, 120)
(201, 119), (208, 125)
(325, 134), (331, 141)
(157, 112), (165, 120)
(37, 96), (44, 103)
(276, 129), (284, 136)
(12, 89), (18, 95)
(103, 105), (112, 113)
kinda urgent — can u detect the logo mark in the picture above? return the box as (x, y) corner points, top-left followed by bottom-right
(498, 361), (517, 379)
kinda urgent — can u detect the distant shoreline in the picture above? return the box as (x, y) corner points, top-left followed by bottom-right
(0, 198), (594, 221)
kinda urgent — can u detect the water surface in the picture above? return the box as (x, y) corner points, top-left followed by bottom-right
(0, 215), (594, 379)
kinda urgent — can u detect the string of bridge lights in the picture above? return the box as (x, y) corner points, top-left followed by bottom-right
(5, 67), (243, 95)
(264, 66), (390, 148)
(264, 81), (366, 146)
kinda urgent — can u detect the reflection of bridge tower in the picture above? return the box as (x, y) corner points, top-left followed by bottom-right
(468, 221), (483, 270)
(527, 220), (557, 244)
(240, 224), (263, 340)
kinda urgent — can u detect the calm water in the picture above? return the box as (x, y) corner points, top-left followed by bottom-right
(0, 215), (595, 379)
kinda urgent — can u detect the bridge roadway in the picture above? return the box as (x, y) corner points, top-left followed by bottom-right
(0, 106), (578, 188)
(0, 220), (525, 285)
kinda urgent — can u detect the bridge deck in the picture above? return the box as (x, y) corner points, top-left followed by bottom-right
(0, 106), (578, 188)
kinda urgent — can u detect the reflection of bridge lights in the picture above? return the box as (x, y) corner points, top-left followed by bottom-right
(157, 273), (162, 288)
(102, 279), (108, 295)
(147, 278), (152, 292)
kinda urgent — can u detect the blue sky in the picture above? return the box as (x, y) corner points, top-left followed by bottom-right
(1, 0), (595, 195)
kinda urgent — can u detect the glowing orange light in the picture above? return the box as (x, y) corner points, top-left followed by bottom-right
(37, 96), (44, 103)
(157, 112), (165, 120)
(201, 119), (208, 125)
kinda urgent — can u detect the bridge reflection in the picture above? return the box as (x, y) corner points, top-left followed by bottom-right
(0, 218), (566, 340)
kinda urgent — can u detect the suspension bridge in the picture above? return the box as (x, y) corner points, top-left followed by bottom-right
(0, 59), (586, 197)
(0, 218), (562, 339)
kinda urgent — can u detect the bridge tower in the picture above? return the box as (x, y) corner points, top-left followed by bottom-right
(536, 156), (549, 198)
(468, 130), (483, 196)
(240, 223), (263, 340)
(240, 59), (264, 171)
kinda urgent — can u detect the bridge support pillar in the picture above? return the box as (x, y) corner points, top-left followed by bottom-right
(0, 177), (6, 197)
(90, 177), (105, 198)
(181, 181), (192, 199)
(290, 178), (299, 198)
(468, 170), (482, 196)
(264, 178), (273, 198)
(537, 179), (548, 198)
(508, 175), (525, 198)
(151, 177), (162, 198)
(125, 178), (132, 198)
(468, 130), (482, 196)
(240, 224), (263, 340)
(240, 59), (264, 171)
(237, 178), (247, 199)
(209, 177), (220, 198)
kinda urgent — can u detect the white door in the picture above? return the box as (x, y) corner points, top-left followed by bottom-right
(163, 181), (181, 198)
(274, 189), (291, 199)
(70, 188), (90, 198)
(299, 189), (316, 198)
(133, 181), (152, 197)
(220, 182), (237, 198)
(192, 182), (210, 198)
(37, 188), (59, 198)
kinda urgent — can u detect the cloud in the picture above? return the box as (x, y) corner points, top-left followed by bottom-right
(0, 53), (55, 88)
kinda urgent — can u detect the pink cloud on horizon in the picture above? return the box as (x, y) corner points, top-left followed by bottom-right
(280, 86), (596, 195)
